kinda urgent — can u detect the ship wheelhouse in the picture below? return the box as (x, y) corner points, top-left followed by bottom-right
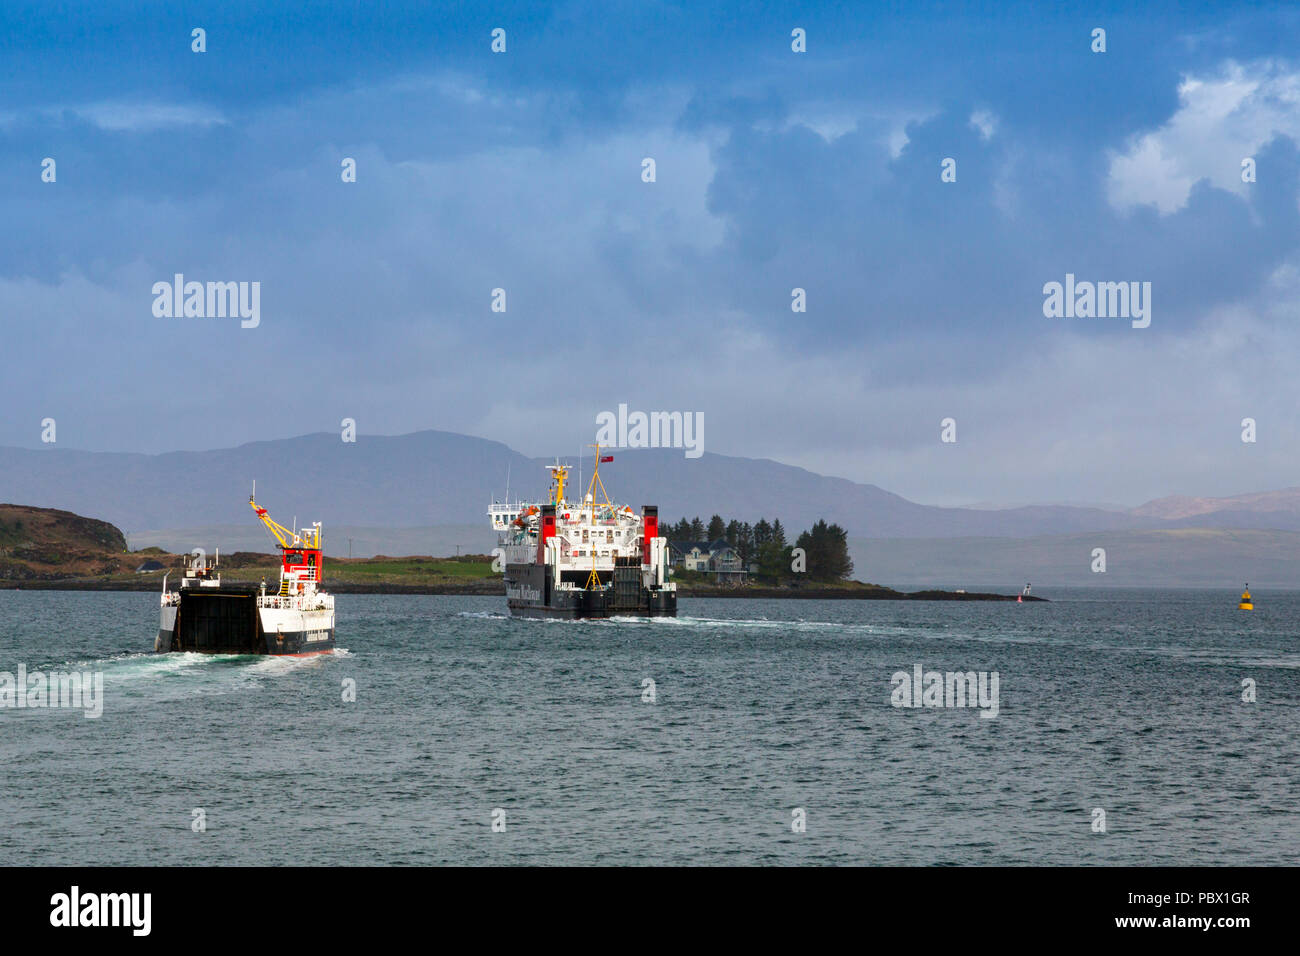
(277, 543), (322, 595)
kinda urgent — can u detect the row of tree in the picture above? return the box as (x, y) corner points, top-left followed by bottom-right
(662, 515), (854, 582)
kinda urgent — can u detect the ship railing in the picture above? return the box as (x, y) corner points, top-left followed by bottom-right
(255, 593), (331, 611)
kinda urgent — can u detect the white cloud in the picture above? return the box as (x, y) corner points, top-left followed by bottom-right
(7, 66), (1298, 511)
(777, 108), (861, 142)
(1108, 60), (1300, 214)
(85, 102), (227, 130)
(56, 101), (229, 131)
(2, 101), (229, 132)
(969, 109), (997, 141)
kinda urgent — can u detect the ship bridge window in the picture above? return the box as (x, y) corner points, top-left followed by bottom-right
(582, 529), (589, 542)
(286, 553), (304, 564)
(606, 530), (613, 543)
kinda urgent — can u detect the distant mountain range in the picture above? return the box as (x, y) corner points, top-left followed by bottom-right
(1133, 487), (1300, 520)
(2, 431), (1299, 585)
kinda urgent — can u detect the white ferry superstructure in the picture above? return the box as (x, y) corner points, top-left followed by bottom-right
(488, 450), (676, 618)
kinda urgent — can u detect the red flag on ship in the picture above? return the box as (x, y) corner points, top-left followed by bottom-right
(600, 455), (614, 462)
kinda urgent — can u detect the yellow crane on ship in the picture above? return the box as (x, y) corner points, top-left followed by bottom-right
(249, 482), (320, 549)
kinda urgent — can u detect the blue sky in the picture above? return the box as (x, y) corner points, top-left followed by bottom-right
(2, 1), (1299, 507)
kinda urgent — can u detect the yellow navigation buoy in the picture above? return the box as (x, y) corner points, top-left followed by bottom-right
(1237, 585), (1253, 611)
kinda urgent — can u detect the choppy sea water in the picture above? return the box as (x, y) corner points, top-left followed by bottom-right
(0, 588), (1296, 865)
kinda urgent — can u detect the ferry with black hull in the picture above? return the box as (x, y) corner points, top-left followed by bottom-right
(489, 448), (676, 619)
(155, 490), (336, 655)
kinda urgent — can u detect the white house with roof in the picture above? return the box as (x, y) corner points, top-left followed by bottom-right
(668, 539), (748, 583)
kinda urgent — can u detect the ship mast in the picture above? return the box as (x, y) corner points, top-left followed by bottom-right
(583, 443), (615, 590)
(547, 459), (569, 505)
(585, 442), (613, 523)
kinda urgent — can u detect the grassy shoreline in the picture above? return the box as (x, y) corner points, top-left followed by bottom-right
(0, 576), (1042, 600)
(1, 506), (1044, 600)
(1, 549), (1044, 600)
